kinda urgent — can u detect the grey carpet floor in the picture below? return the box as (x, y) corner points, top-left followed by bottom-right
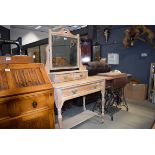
(58, 100), (155, 129)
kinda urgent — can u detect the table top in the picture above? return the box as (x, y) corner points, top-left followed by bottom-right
(53, 76), (106, 89)
(97, 72), (132, 81)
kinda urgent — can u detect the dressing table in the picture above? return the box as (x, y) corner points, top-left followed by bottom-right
(45, 29), (105, 128)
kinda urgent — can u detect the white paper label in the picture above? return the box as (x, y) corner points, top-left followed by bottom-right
(5, 68), (10, 72)
(6, 57), (11, 61)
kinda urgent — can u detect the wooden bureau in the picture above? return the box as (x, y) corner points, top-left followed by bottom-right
(0, 62), (55, 129)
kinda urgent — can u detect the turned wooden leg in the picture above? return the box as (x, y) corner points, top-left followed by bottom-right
(57, 108), (63, 128)
(83, 96), (86, 111)
(101, 90), (105, 123)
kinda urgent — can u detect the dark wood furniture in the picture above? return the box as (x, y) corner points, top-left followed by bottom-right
(0, 60), (55, 129)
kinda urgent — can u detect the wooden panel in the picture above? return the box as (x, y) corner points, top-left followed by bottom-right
(17, 110), (55, 129)
(0, 63), (53, 97)
(0, 110), (55, 129)
(11, 68), (46, 88)
(0, 119), (18, 129)
(0, 69), (8, 91)
(0, 56), (32, 64)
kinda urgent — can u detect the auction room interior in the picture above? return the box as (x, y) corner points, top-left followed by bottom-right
(0, 25), (155, 129)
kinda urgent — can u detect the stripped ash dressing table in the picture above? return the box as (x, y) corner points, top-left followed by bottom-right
(45, 28), (105, 128)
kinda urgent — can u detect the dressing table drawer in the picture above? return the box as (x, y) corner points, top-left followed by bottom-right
(73, 71), (88, 80)
(62, 81), (104, 98)
(50, 70), (88, 83)
(54, 73), (73, 83)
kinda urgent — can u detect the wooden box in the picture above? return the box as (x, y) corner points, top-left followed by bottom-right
(124, 83), (147, 101)
(0, 63), (55, 129)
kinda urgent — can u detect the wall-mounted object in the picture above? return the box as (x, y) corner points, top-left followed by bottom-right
(141, 53), (148, 57)
(123, 25), (155, 48)
(108, 53), (119, 64)
(103, 28), (111, 43)
(93, 42), (101, 61)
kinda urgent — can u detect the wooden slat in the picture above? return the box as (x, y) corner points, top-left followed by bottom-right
(55, 110), (98, 129)
(0, 84), (52, 98)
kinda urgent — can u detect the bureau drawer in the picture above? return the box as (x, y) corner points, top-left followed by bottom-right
(62, 82), (104, 97)
(0, 90), (54, 118)
(17, 110), (55, 129)
(0, 110), (55, 129)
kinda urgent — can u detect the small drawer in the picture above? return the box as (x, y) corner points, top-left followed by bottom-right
(73, 72), (86, 80)
(63, 88), (79, 97)
(54, 73), (73, 83)
(73, 71), (88, 80)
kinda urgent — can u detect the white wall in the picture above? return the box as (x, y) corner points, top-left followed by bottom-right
(10, 27), (48, 48)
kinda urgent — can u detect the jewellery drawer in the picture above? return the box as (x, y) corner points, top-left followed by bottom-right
(54, 73), (73, 83)
(73, 71), (88, 80)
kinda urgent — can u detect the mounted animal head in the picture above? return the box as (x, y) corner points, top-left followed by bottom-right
(123, 25), (155, 48)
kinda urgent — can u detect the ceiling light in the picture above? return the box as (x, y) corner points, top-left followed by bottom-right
(35, 25), (42, 29)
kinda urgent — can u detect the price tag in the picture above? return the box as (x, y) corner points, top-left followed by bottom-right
(6, 57), (11, 61)
(5, 68), (10, 72)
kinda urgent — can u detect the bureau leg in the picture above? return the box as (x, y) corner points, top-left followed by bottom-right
(83, 96), (86, 111)
(101, 90), (105, 123)
(58, 108), (63, 128)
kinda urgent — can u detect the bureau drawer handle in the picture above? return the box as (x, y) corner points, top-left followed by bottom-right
(72, 90), (77, 94)
(32, 101), (38, 108)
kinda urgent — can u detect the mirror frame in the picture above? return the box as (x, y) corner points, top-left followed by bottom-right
(47, 28), (81, 71)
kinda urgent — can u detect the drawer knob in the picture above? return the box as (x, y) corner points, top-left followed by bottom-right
(32, 101), (38, 108)
(94, 85), (97, 89)
(72, 90), (77, 94)
(64, 76), (67, 80)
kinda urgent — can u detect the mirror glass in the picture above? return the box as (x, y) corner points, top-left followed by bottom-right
(93, 44), (101, 61)
(52, 35), (77, 68)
